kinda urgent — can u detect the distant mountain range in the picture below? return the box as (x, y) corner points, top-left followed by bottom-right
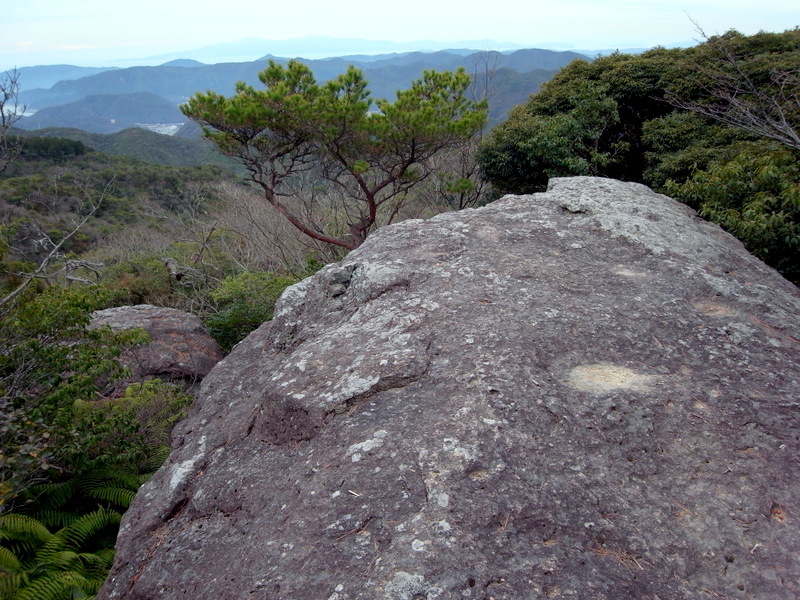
(15, 47), (590, 135)
(137, 36), (537, 65)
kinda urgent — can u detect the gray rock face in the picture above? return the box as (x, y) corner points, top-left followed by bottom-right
(91, 304), (223, 386)
(99, 178), (800, 600)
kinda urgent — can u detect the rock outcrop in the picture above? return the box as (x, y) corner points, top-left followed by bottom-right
(91, 304), (223, 387)
(99, 178), (800, 600)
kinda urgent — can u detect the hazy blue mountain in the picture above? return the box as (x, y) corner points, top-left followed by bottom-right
(14, 47), (590, 134)
(17, 92), (185, 134)
(19, 61), (269, 109)
(160, 59), (206, 68)
(20, 48), (588, 110)
(11, 65), (118, 92)
(495, 48), (587, 71)
(136, 36), (529, 64)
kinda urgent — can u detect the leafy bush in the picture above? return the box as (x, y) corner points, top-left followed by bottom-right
(101, 256), (176, 307)
(19, 137), (88, 162)
(665, 141), (800, 282)
(206, 271), (298, 351)
(477, 29), (800, 281)
(72, 380), (193, 473)
(0, 286), (147, 508)
(1, 376), (192, 598)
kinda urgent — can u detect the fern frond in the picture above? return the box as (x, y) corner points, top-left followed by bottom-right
(83, 487), (136, 510)
(13, 570), (92, 600)
(82, 574), (105, 593)
(0, 515), (51, 544)
(142, 447), (170, 471)
(0, 545), (23, 574)
(38, 550), (82, 572)
(0, 514), (52, 558)
(0, 572), (26, 599)
(33, 535), (66, 566)
(73, 473), (107, 495)
(73, 552), (103, 568)
(24, 480), (78, 512)
(90, 548), (115, 570)
(52, 508), (121, 553)
(98, 471), (146, 491)
(25, 510), (78, 531)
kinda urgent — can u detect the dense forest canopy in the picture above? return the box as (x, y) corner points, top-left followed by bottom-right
(478, 28), (800, 281)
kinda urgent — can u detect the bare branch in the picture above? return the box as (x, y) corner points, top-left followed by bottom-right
(0, 178), (113, 312)
(0, 69), (26, 175)
(668, 28), (800, 151)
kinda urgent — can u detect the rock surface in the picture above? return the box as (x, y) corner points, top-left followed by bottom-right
(91, 304), (223, 386)
(100, 177), (800, 600)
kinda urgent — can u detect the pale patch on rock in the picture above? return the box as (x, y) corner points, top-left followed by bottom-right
(567, 363), (654, 393)
(442, 438), (477, 460)
(692, 299), (738, 318)
(169, 435), (206, 491)
(613, 266), (648, 278)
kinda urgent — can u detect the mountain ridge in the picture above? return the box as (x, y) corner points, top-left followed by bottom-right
(16, 47), (588, 134)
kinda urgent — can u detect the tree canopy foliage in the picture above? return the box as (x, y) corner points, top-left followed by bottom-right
(478, 28), (800, 281)
(182, 61), (487, 249)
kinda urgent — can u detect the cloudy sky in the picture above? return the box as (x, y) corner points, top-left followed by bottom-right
(2, 0), (798, 69)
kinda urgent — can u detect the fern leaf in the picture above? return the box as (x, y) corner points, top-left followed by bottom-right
(0, 572), (25, 599)
(0, 514), (52, 558)
(90, 548), (115, 570)
(52, 508), (121, 553)
(23, 480), (78, 512)
(0, 515), (51, 544)
(25, 511), (78, 531)
(38, 550), (82, 572)
(0, 545), (23, 574)
(83, 487), (136, 510)
(13, 570), (92, 600)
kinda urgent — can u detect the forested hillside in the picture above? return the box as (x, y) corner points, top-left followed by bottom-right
(479, 29), (800, 281)
(13, 126), (242, 170)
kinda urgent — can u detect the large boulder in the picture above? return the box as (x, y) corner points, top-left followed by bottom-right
(91, 304), (223, 387)
(100, 178), (800, 600)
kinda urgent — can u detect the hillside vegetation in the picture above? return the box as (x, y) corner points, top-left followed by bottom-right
(13, 126), (242, 171)
(479, 29), (800, 281)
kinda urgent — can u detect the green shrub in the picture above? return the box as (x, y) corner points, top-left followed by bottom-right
(0, 286), (146, 508)
(206, 271), (298, 351)
(1, 380), (192, 598)
(665, 141), (800, 282)
(72, 380), (193, 473)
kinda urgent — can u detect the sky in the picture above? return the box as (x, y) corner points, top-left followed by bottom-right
(2, 0), (798, 70)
